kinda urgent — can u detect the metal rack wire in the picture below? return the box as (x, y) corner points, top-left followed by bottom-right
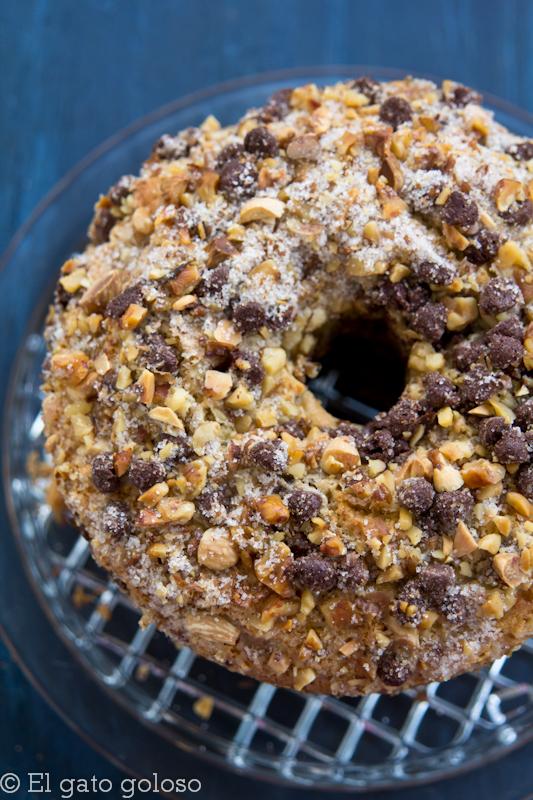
(6, 330), (533, 791)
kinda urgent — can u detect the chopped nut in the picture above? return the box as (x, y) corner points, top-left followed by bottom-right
(321, 437), (360, 474)
(255, 494), (290, 525)
(461, 459), (506, 488)
(437, 406), (454, 428)
(380, 155), (404, 191)
(51, 351), (90, 386)
(184, 614), (239, 646)
(493, 552), (525, 588)
(225, 384), (255, 410)
(204, 369), (233, 399)
(137, 369), (155, 404)
(444, 296), (478, 331)
(213, 320), (241, 349)
(267, 652), (291, 675)
(120, 303), (148, 329)
(113, 448), (132, 477)
(168, 264), (200, 296)
(157, 498), (195, 524)
(239, 197), (285, 224)
(478, 533), (501, 555)
(172, 294), (197, 311)
(254, 542), (293, 597)
(493, 178), (524, 213)
(286, 134), (320, 160)
(481, 590), (505, 619)
(149, 406), (184, 429)
(197, 528), (238, 571)
(506, 492), (533, 519)
(262, 346), (287, 375)
(293, 667), (317, 691)
(79, 269), (124, 312)
(132, 206), (154, 235)
(193, 695), (214, 720)
(453, 521), (478, 556)
(433, 462), (464, 492)
(304, 628), (323, 651)
(147, 542), (168, 558)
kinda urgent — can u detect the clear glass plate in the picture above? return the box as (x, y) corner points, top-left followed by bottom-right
(2, 67), (533, 792)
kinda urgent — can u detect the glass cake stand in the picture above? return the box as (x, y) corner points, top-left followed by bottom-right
(2, 67), (533, 793)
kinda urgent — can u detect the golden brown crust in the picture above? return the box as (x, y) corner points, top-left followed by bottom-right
(43, 77), (533, 695)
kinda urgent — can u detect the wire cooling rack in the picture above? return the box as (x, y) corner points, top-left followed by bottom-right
(5, 328), (533, 791)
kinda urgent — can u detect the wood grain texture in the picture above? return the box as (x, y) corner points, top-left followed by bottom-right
(0, 0), (532, 795)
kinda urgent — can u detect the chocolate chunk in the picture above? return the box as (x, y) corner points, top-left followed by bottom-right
(351, 76), (380, 102)
(417, 563), (455, 605)
(395, 580), (426, 626)
(287, 490), (322, 526)
(488, 333), (523, 370)
(336, 553), (369, 591)
(379, 96), (412, 129)
(479, 278), (521, 316)
(447, 84), (481, 107)
(507, 141), (533, 162)
(128, 458), (166, 491)
(410, 302), (447, 343)
(91, 454), (120, 493)
(493, 427), (530, 464)
(500, 199), (533, 226)
(479, 416), (507, 448)
(232, 349), (264, 386)
(359, 429), (398, 462)
(389, 280), (431, 312)
(439, 591), (471, 624)
(157, 434), (194, 465)
(431, 489), (474, 532)
(441, 191), (479, 228)
(103, 502), (132, 538)
(216, 142), (245, 169)
(279, 419), (309, 440)
(91, 208), (116, 244)
(266, 305), (295, 332)
(416, 260), (455, 285)
(334, 422), (363, 446)
(515, 398), (533, 430)
(247, 440), (288, 473)
(152, 132), (192, 161)
(286, 555), (337, 593)
(451, 337), (488, 371)
(516, 464), (533, 500)
(108, 175), (134, 205)
(105, 283), (144, 319)
(460, 365), (500, 407)
(198, 264), (229, 298)
(218, 158), (258, 201)
(144, 333), (179, 373)
(424, 373), (459, 410)
(464, 228), (501, 265)
(244, 126), (279, 157)
(377, 641), (415, 686)
(377, 398), (421, 437)
(232, 301), (267, 333)
(284, 529), (314, 557)
(196, 488), (229, 523)
(398, 478), (435, 515)
(259, 88), (293, 122)
(490, 316), (524, 340)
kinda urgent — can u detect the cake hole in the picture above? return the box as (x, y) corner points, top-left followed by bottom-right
(310, 320), (406, 424)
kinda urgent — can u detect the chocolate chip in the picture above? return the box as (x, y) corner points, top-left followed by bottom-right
(395, 580), (426, 626)
(440, 191), (479, 228)
(279, 419), (309, 440)
(464, 228), (501, 265)
(440, 591), (472, 624)
(358, 429), (398, 462)
(493, 427), (530, 463)
(244, 126), (279, 157)
(377, 398), (421, 437)
(416, 260), (456, 285)
(424, 373), (459, 410)
(446, 84), (481, 107)
(196, 488), (229, 523)
(266, 305), (295, 332)
(490, 316), (524, 340)
(336, 553), (369, 591)
(128, 458), (166, 491)
(144, 333), (179, 373)
(351, 76), (380, 102)
(333, 422), (363, 445)
(105, 283), (144, 319)
(91, 454), (120, 493)
(516, 464), (533, 500)
(259, 88), (293, 122)
(284, 529), (315, 557)
(218, 158), (257, 201)
(431, 489), (474, 532)
(103, 502), (132, 537)
(410, 302), (447, 343)
(488, 333), (523, 370)
(198, 264), (229, 298)
(377, 641), (415, 686)
(247, 440), (288, 473)
(286, 555), (337, 593)
(215, 142), (245, 169)
(398, 478), (435, 515)
(232, 349), (264, 386)
(388, 280), (431, 312)
(451, 336), (488, 371)
(108, 175), (134, 205)
(460, 365), (500, 407)
(152, 132), (192, 161)
(232, 301), (267, 333)
(500, 199), (533, 226)
(287, 490), (322, 526)
(91, 208), (116, 244)
(479, 416), (507, 448)
(417, 563), (455, 605)
(156, 434), (194, 466)
(515, 398), (533, 430)
(507, 141), (533, 162)
(379, 96), (412, 129)
(479, 278), (521, 316)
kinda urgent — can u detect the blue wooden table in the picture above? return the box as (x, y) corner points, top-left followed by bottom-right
(1, 1), (532, 798)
